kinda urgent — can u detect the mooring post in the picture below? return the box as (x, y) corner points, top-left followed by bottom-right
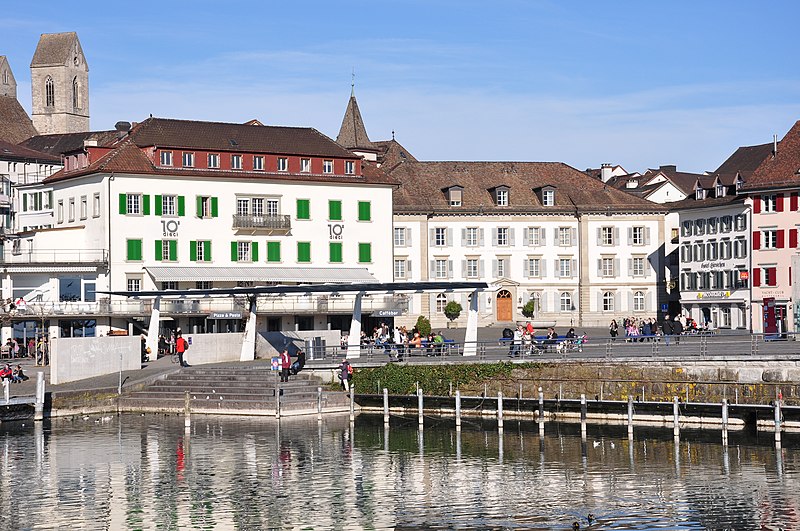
(184, 391), (191, 428)
(455, 389), (462, 429)
(383, 388), (389, 425)
(497, 391), (504, 431)
(275, 371), (280, 419)
(417, 388), (424, 427)
(673, 396), (680, 438)
(774, 398), (782, 444)
(349, 385), (355, 423)
(34, 372), (45, 421)
(627, 395), (634, 439)
(2, 378), (8, 404)
(721, 398), (729, 446)
(317, 387), (322, 421)
(580, 393), (587, 437)
(538, 387), (545, 434)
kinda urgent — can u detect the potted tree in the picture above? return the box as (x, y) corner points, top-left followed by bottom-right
(444, 301), (463, 328)
(522, 299), (536, 319)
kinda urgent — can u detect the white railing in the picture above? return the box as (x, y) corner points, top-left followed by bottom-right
(1, 248), (108, 264)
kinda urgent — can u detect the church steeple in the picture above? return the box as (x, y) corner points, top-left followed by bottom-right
(336, 87), (379, 161)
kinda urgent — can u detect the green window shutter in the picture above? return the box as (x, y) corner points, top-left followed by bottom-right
(23, 194), (28, 212)
(231, 241), (238, 262)
(298, 242), (311, 263)
(189, 240), (197, 262)
(169, 240), (177, 261)
(204, 240), (212, 261)
(154, 240), (162, 261)
(329, 242), (342, 263)
(134, 239), (142, 260)
(297, 199), (310, 220)
(329, 200), (342, 221)
(211, 197), (219, 218)
(119, 193), (127, 214)
(177, 196), (185, 217)
(358, 243), (372, 263)
(358, 201), (371, 221)
(267, 241), (281, 262)
(154, 195), (163, 216)
(127, 239), (142, 261)
(251, 242), (259, 262)
(142, 194), (151, 215)
(196, 196), (203, 217)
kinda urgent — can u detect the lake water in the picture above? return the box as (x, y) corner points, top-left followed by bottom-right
(1, 413), (798, 530)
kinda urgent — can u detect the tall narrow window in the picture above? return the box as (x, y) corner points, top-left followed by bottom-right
(72, 77), (79, 109)
(45, 76), (54, 107)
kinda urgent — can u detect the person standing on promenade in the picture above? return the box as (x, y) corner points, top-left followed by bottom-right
(672, 315), (684, 344)
(609, 319), (619, 340)
(279, 348), (291, 382)
(661, 315), (673, 346)
(338, 358), (353, 392)
(175, 332), (190, 367)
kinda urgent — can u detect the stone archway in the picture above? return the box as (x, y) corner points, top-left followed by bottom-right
(496, 290), (513, 322)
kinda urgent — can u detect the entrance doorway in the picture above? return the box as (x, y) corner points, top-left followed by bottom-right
(496, 290), (513, 322)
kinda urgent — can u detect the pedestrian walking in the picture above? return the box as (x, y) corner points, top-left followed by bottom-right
(280, 349), (291, 382)
(175, 332), (190, 367)
(338, 358), (353, 392)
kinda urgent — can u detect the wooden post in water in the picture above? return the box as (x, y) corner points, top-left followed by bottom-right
(349, 385), (355, 423)
(673, 397), (680, 438)
(2, 378), (8, 404)
(580, 394), (587, 437)
(627, 395), (634, 439)
(455, 389), (462, 429)
(317, 387), (322, 421)
(274, 371), (280, 419)
(497, 391), (504, 431)
(383, 388), (389, 425)
(721, 399), (728, 446)
(774, 398), (782, 444)
(417, 388), (424, 427)
(184, 391), (191, 428)
(538, 387), (544, 435)
(34, 372), (45, 421)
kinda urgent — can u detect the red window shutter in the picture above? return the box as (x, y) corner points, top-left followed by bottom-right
(791, 228), (798, 248)
(752, 268), (761, 287)
(753, 195), (761, 214)
(777, 195), (784, 212)
(769, 267), (777, 286)
(791, 266), (793, 286)
(777, 229), (785, 249)
(791, 192), (798, 211)
(752, 231), (761, 250)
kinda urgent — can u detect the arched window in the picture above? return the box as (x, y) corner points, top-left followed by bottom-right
(2, 70), (8, 85)
(603, 291), (614, 312)
(559, 292), (572, 312)
(436, 293), (448, 313)
(72, 77), (79, 109)
(633, 291), (645, 312)
(45, 76), (54, 107)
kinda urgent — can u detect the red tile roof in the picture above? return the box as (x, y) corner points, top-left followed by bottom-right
(0, 139), (60, 163)
(741, 120), (800, 191)
(0, 96), (38, 144)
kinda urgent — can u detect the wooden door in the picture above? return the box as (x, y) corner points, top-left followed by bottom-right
(497, 290), (513, 321)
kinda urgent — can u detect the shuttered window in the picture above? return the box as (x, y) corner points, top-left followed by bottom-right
(297, 199), (310, 220)
(126, 239), (143, 261)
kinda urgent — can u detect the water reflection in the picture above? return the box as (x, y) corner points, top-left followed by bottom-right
(0, 415), (798, 529)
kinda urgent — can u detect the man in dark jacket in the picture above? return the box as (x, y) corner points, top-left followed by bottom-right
(672, 316), (684, 344)
(661, 316), (673, 346)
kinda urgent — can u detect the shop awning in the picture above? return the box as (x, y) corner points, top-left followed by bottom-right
(145, 266), (377, 284)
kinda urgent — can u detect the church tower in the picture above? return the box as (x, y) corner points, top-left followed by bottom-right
(0, 56), (18, 98)
(30, 32), (89, 135)
(336, 87), (379, 161)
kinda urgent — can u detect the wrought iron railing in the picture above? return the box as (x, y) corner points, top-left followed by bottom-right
(232, 215), (291, 230)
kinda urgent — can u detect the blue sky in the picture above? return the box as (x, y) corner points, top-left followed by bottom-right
(2, 1), (799, 173)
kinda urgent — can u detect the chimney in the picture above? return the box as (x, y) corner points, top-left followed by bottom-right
(115, 121), (132, 139)
(659, 164), (677, 173)
(600, 163), (612, 183)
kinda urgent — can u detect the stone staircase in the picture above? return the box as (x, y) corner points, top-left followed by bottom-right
(119, 366), (350, 417)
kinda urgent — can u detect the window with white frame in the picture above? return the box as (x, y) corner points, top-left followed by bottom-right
(434, 227), (447, 246)
(160, 151), (173, 166)
(93, 192), (100, 217)
(696, 188), (705, 200)
(394, 259), (407, 279)
(707, 217), (718, 234)
(394, 227), (406, 246)
(496, 257), (506, 278)
(162, 194), (176, 216)
(734, 214), (747, 231)
(496, 188), (508, 206)
(763, 195), (777, 212)
(435, 259), (449, 279)
(527, 257), (540, 278)
(497, 227), (509, 246)
(196, 281), (212, 290)
(57, 200), (64, 223)
(127, 277), (141, 292)
(266, 199), (278, 217)
(207, 153), (220, 168)
(721, 215), (732, 232)
(559, 292), (573, 312)
(695, 219), (706, 235)
(762, 229), (778, 249)
(632, 257), (645, 276)
(603, 291), (614, 312)
(253, 156), (264, 170)
(436, 293), (448, 313)
(195, 240), (208, 262)
(681, 243), (691, 263)
(734, 238), (747, 259)
(162, 281), (178, 291)
(466, 227), (479, 246)
(720, 306), (731, 327)
(237, 241), (251, 262)
(601, 226), (614, 245)
(182, 152), (194, 167)
(527, 227), (541, 246)
(601, 257), (614, 277)
(706, 240), (719, 260)
(543, 189), (554, 206)
(466, 259), (479, 278)
(716, 183), (724, 197)
(277, 157), (288, 171)
(231, 154), (242, 170)
(631, 226), (645, 245)
(126, 193), (141, 215)
(323, 160), (333, 173)
(681, 220), (692, 237)
(558, 227), (571, 246)
(345, 160), (355, 175)
(633, 291), (645, 311)
(720, 239), (732, 260)
(80, 196), (87, 220)
(559, 258), (571, 278)
(301, 158), (311, 172)
(693, 242), (705, 262)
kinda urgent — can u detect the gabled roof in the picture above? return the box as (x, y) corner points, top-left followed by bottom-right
(0, 139), (60, 163)
(643, 165), (708, 195)
(0, 96), (38, 144)
(373, 138), (418, 169)
(389, 161), (663, 214)
(713, 142), (773, 183)
(21, 130), (118, 156)
(742, 120), (800, 191)
(336, 94), (378, 152)
(0, 56), (16, 98)
(30, 32), (83, 67)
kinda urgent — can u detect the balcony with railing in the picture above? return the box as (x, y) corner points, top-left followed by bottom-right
(232, 214), (291, 234)
(1, 248), (109, 265)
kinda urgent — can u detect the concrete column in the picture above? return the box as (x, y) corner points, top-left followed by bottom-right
(463, 289), (479, 356)
(240, 296), (258, 361)
(347, 292), (364, 359)
(145, 297), (160, 361)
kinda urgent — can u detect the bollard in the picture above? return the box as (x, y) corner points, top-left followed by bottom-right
(184, 391), (191, 428)
(673, 397), (680, 438)
(721, 398), (728, 446)
(538, 387), (545, 434)
(497, 391), (504, 431)
(580, 394), (587, 436)
(349, 385), (355, 423)
(455, 389), (462, 429)
(383, 388), (389, 425)
(317, 387), (322, 421)
(2, 379), (8, 404)
(774, 399), (782, 444)
(34, 372), (45, 421)
(627, 395), (634, 439)
(275, 371), (280, 419)
(417, 388), (424, 427)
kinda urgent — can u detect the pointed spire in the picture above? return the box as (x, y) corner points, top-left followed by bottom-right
(336, 83), (377, 152)
(351, 67), (355, 97)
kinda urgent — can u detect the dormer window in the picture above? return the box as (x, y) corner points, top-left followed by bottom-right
(716, 183), (724, 197)
(445, 186), (463, 207)
(735, 177), (743, 191)
(626, 180), (638, 188)
(542, 189), (555, 206)
(695, 188), (705, 200)
(495, 187), (509, 206)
